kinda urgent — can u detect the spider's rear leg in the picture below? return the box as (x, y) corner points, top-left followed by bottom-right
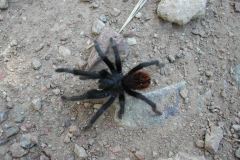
(83, 95), (116, 130)
(61, 89), (110, 101)
(125, 89), (162, 115)
(118, 93), (125, 119)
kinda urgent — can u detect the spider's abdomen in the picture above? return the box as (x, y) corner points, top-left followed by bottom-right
(122, 70), (151, 90)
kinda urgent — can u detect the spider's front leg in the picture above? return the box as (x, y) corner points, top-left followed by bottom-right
(61, 89), (110, 101)
(83, 95), (116, 130)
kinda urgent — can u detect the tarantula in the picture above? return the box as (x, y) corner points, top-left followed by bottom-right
(56, 38), (162, 129)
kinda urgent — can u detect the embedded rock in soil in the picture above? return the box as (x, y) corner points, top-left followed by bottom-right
(115, 81), (186, 127)
(204, 125), (223, 153)
(86, 27), (128, 70)
(157, 0), (207, 25)
(20, 134), (38, 149)
(74, 144), (88, 159)
(9, 143), (28, 158)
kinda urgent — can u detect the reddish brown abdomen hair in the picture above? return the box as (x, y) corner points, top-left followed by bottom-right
(122, 70), (151, 90)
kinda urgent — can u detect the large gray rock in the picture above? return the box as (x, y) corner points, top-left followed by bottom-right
(205, 125), (223, 153)
(115, 81), (186, 128)
(9, 143), (28, 158)
(157, 0), (207, 25)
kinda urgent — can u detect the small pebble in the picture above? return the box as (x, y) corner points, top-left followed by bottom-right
(93, 104), (102, 109)
(135, 12), (142, 18)
(127, 37), (137, 46)
(52, 88), (61, 95)
(59, 46), (71, 57)
(205, 125), (223, 153)
(31, 98), (42, 111)
(92, 19), (105, 35)
(111, 8), (121, 17)
(180, 88), (188, 99)
(74, 144), (88, 159)
(205, 71), (213, 78)
(32, 59), (42, 70)
(0, 0), (8, 9)
(69, 125), (80, 136)
(135, 151), (145, 160)
(99, 15), (108, 23)
(195, 139), (204, 148)
(167, 55), (175, 63)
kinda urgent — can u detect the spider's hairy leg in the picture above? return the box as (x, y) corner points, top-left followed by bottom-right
(61, 89), (110, 101)
(110, 38), (122, 73)
(94, 40), (115, 72)
(55, 68), (101, 79)
(83, 95), (116, 130)
(127, 60), (163, 75)
(118, 93), (125, 119)
(125, 89), (162, 115)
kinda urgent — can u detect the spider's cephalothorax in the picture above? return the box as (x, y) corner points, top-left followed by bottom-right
(56, 38), (162, 129)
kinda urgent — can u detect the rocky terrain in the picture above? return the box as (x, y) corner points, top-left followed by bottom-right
(0, 0), (240, 160)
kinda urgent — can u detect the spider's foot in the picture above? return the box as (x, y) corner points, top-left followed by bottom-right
(55, 68), (65, 72)
(155, 110), (162, 116)
(61, 96), (67, 101)
(118, 113), (123, 119)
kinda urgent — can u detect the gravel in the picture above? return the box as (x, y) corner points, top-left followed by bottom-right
(20, 134), (38, 149)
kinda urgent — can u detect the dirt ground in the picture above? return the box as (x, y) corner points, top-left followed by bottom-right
(0, 0), (240, 160)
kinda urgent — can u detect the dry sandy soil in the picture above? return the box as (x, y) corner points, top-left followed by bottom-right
(0, 0), (240, 160)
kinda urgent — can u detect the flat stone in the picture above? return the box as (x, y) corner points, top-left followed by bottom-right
(0, 0), (8, 9)
(91, 19), (105, 35)
(74, 144), (88, 159)
(205, 125), (223, 153)
(111, 8), (121, 17)
(115, 81), (186, 128)
(157, 0), (207, 25)
(0, 111), (8, 124)
(9, 143), (28, 158)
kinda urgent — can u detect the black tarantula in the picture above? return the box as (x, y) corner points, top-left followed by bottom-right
(56, 38), (162, 129)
